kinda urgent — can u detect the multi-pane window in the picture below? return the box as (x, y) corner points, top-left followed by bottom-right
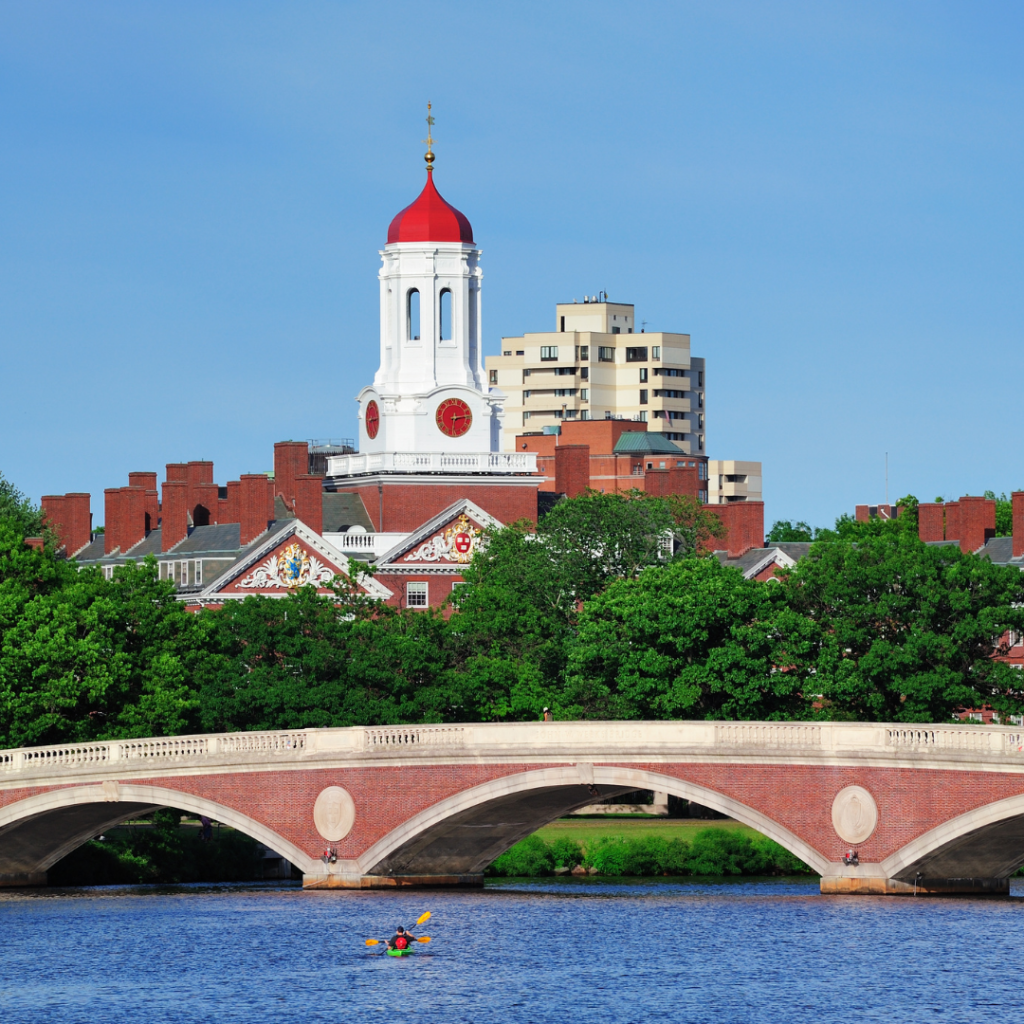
(554, 389), (576, 397)
(579, 346), (590, 360)
(540, 346), (559, 361)
(639, 390), (648, 404)
(697, 371), (704, 386)
(194, 560), (203, 585)
(580, 389), (589, 401)
(698, 392), (704, 408)
(489, 370), (498, 385)
(654, 367), (686, 377)
(580, 367), (589, 380)
(407, 582), (428, 608)
(652, 346), (661, 359)
(654, 389), (687, 399)
(625, 347), (648, 362)
(598, 346), (614, 362)
(639, 368), (648, 382)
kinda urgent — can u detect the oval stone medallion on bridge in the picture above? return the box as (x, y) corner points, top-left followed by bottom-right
(831, 785), (878, 845)
(313, 786), (356, 842)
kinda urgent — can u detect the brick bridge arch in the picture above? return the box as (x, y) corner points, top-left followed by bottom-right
(3, 721), (1024, 894)
(0, 783), (320, 886)
(357, 765), (832, 878)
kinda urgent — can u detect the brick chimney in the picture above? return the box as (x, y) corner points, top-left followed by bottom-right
(705, 501), (765, 559)
(958, 495), (996, 554)
(274, 441), (309, 512)
(1013, 492), (1024, 559)
(918, 503), (944, 543)
(161, 480), (188, 551)
(166, 463), (188, 482)
(944, 502), (961, 547)
(222, 480), (241, 526)
(119, 485), (148, 553)
(191, 482), (220, 527)
(186, 461), (214, 523)
(41, 495), (66, 549)
(239, 474), (274, 545)
(63, 493), (93, 555)
(104, 488), (121, 555)
(555, 445), (590, 498)
(293, 474), (323, 535)
(128, 472), (159, 532)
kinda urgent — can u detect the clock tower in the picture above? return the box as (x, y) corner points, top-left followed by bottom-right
(355, 112), (504, 455)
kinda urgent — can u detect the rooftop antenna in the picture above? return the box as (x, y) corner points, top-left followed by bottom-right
(422, 102), (436, 170)
(641, 319), (647, 333)
(885, 452), (889, 506)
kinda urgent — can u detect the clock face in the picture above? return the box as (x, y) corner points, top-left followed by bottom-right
(435, 398), (473, 438)
(365, 400), (380, 440)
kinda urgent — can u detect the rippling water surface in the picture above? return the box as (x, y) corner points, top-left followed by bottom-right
(1, 878), (1021, 1023)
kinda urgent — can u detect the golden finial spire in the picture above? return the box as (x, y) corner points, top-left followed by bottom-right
(422, 102), (436, 170)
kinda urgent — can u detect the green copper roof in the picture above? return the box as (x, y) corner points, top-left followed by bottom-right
(612, 431), (686, 455)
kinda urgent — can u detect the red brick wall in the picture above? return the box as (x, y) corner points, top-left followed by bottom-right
(165, 463), (188, 483)
(239, 474), (274, 545)
(1014, 492), (1024, 559)
(103, 488), (121, 555)
(119, 485), (148, 553)
(944, 502), (961, 545)
(339, 481), (538, 532)
(958, 495), (996, 554)
(127, 474), (159, 533)
(555, 445), (590, 498)
(274, 442), (310, 512)
(705, 501), (765, 558)
(5, 759), (1024, 875)
(40, 496), (66, 550)
(160, 480), (188, 552)
(224, 480), (241, 527)
(918, 503), (944, 543)
(644, 464), (700, 499)
(855, 505), (870, 523)
(63, 493), (92, 556)
(375, 572), (465, 610)
(293, 475), (323, 535)
(128, 471), (157, 492)
(192, 482), (220, 527)
(560, 419), (646, 455)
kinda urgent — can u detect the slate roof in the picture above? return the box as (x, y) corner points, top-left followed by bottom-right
(323, 492), (374, 532)
(612, 432), (686, 455)
(716, 542), (813, 579)
(174, 523), (243, 554)
(121, 530), (164, 558)
(978, 536), (1024, 566)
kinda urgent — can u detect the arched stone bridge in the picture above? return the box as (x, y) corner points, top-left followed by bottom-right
(3, 720), (1024, 895)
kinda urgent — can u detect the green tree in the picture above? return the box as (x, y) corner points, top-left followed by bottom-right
(776, 529), (1024, 722)
(563, 556), (812, 720)
(983, 491), (1015, 537)
(0, 471), (43, 539)
(766, 520), (815, 543)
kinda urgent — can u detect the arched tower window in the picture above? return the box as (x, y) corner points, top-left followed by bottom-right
(407, 289), (420, 341)
(439, 288), (452, 341)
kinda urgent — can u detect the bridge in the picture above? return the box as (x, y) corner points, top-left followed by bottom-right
(3, 720), (1024, 895)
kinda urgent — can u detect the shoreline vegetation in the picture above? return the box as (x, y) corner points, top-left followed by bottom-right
(488, 821), (814, 879)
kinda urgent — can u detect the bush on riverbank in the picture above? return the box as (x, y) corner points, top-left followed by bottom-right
(485, 828), (814, 878)
(47, 809), (267, 886)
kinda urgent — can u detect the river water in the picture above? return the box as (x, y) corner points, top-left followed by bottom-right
(1, 877), (1021, 1023)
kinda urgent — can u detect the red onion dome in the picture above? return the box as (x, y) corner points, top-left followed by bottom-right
(387, 169), (474, 245)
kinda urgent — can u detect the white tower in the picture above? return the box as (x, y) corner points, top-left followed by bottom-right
(356, 120), (504, 455)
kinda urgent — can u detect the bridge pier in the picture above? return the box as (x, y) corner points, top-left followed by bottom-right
(0, 871), (47, 888)
(303, 873), (484, 890)
(821, 873), (1010, 896)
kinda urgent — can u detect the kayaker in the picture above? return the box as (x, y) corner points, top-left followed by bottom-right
(387, 926), (415, 951)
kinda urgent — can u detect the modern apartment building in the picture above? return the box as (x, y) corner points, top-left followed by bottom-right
(707, 460), (763, 504)
(486, 298), (706, 455)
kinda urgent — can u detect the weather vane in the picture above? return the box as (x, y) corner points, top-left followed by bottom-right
(423, 102), (436, 170)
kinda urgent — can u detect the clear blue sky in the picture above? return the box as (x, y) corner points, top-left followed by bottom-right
(2, 1), (1022, 530)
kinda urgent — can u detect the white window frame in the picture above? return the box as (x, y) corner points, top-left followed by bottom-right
(407, 582), (428, 608)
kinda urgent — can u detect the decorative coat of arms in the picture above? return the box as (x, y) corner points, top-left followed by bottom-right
(237, 542), (337, 589)
(405, 514), (482, 564)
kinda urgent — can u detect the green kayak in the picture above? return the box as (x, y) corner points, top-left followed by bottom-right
(386, 947), (414, 957)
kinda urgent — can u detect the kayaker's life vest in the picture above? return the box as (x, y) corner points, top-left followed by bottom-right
(395, 935), (408, 950)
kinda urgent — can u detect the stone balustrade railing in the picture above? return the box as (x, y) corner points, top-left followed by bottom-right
(2, 720), (1024, 778)
(325, 451), (538, 478)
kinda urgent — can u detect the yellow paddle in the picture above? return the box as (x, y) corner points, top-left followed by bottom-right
(365, 911), (433, 948)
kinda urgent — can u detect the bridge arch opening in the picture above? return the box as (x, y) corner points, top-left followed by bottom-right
(356, 766), (831, 880)
(0, 784), (319, 887)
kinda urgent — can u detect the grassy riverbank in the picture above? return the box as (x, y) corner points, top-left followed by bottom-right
(488, 818), (814, 878)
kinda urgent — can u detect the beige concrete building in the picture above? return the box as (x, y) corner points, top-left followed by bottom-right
(486, 298), (705, 454)
(707, 460), (763, 504)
